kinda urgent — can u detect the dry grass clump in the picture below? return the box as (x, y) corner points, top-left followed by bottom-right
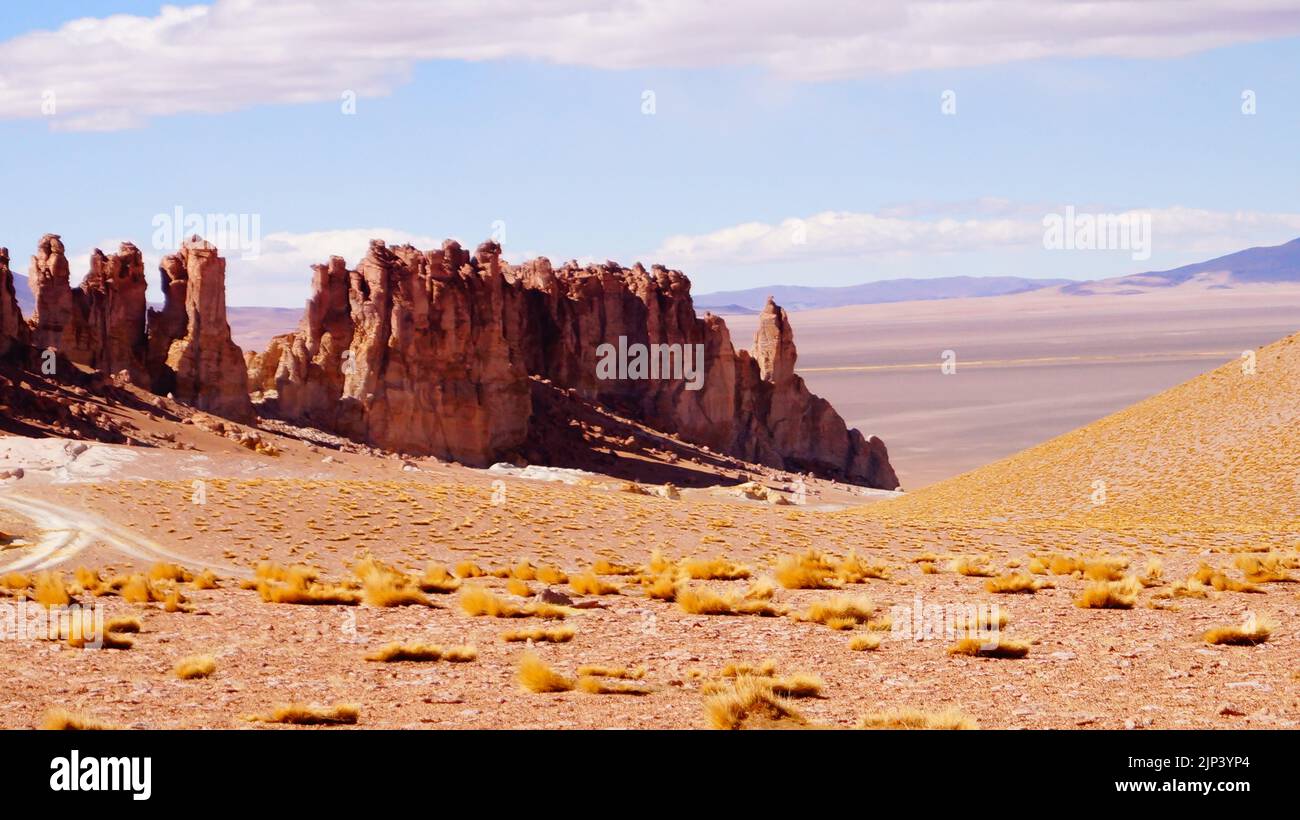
(33, 572), (71, 607)
(191, 569), (220, 589)
(1191, 564), (1262, 593)
(256, 564), (360, 606)
(1083, 557), (1129, 582)
(148, 562), (193, 583)
(796, 595), (874, 630)
(681, 557), (752, 581)
(948, 556), (995, 577)
(1232, 555), (1294, 583)
(536, 565), (568, 585)
(501, 625), (576, 643)
(365, 642), (478, 662)
(849, 633), (882, 651)
(1, 572), (32, 590)
(947, 637), (1030, 659)
(418, 564), (461, 593)
(62, 610), (133, 650)
(592, 559), (637, 576)
(577, 676), (652, 695)
(517, 651), (575, 693)
(355, 557), (431, 607)
(577, 664), (645, 679)
(175, 655), (217, 679)
(1154, 579), (1211, 599)
(985, 572), (1052, 594)
(1203, 617), (1272, 646)
(676, 583), (781, 616)
(642, 573), (678, 601)
(704, 676), (805, 729)
(454, 561), (486, 579)
(460, 585), (571, 619)
(857, 708), (977, 730)
(105, 615), (142, 633)
(774, 551), (841, 589)
(506, 577), (533, 597)
(569, 571), (621, 596)
(836, 551), (889, 583)
(951, 607), (1008, 632)
(42, 709), (121, 730)
(1047, 555), (1085, 575)
(720, 660), (778, 678)
(248, 703), (359, 725)
(1074, 576), (1140, 609)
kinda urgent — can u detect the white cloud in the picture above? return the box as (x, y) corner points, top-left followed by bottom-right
(3, 0), (1299, 130)
(652, 206), (1300, 266)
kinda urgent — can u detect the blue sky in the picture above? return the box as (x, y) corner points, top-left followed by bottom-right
(1, 2), (1299, 305)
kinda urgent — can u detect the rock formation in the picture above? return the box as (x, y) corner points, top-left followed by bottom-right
(27, 234), (92, 362)
(249, 239), (899, 488)
(0, 248), (30, 358)
(249, 239), (530, 464)
(23, 235), (149, 381)
(148, 236), (252, 421)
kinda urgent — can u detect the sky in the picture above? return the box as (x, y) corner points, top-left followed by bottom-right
(1, 1), (1299, 306)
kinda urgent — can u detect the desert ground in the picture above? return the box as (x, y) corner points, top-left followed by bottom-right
(1, 285), (1296, 730)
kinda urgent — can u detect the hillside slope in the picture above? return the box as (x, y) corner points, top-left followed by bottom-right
(859, 331), (1300, 550)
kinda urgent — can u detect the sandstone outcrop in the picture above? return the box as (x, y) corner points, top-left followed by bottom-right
(23, 235), (149, 381)
(0, 248), (30, 358)
(148, 237), (252, 421)
(249, 239), (899, 488)
(248, 239), (529, 464)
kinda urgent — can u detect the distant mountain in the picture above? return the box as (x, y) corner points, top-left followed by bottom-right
(11, 272), (300, 352)
(1063, 237), (1300, 295)
(695, 275), (1072, 313)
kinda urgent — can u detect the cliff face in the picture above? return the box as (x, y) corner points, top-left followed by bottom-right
(248, 239), (899, 488)
(248, 239), (530, 465)
(24, 235), (150, 382)
(0, 248), (30, 358)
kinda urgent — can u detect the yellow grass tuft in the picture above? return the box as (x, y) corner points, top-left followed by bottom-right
(1232, 555), (1294, 584)
(577, 676), (652, 695)
(1193, 564), (1262, 593)
(1074, 576), (1140, 609)
(248, 703), (359, 725)
(535, 565), (568, 585)
(643, 573), (678, 601)
(985, 572), (1052, 594)
(857, 708), (977, 730)
(948, 556), (995, 577)
(947, 637), (1030, 659)
(849, 633), (882, 651)
(676, 583), (781, 616)
(175, 655), (217, 679)
(774, 551), (840, 589)
(454, 561), (486, 579)
(569, 571), (620, 596)
(105, 615), (142, 633)
(1203, 617), (1272, 646)
(418, 563), (461, 593)
(1082, 558), (1129, 582)
(2, 572), (32, 590)
(148, 562), (193, 583)
(355, 557), (431, 607)
(681, 557), (751, 581)
(365, 642), (478, 662)
(461, 585), (571, 619)
(704, 676), (804, 729)
(191, 569), (219, 589)
(506, 577), (533, 597)
(517, 651), (575, 693)
(501, 625), (576, 643)
(62, 610), (133, 650)
(576, 664), (645, 679)
(592, 559), (637, 576)
(34, 572), (71, 607)
(836, 551), (888, 583)
(798, 595), (874, 629)
(42, 709), (120, 730)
